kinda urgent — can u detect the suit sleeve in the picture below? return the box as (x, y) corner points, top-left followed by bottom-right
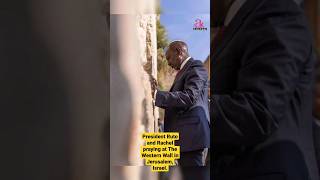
(212, 15), (313, 147)
(155, 63), (208, 109)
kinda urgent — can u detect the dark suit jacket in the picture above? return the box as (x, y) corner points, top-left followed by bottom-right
(314, 119), (320, 177)
(211, 0), (319, 179)
(155, 58), (210, 152)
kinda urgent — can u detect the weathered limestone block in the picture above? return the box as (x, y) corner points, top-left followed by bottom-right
(137, 14), (158, 133)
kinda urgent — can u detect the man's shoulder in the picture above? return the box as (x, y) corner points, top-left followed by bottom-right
(249, 0), (306, 26)
(189, 59), (204, 67)
(237, 0), (312, 60)
(187, 59), (208, 77)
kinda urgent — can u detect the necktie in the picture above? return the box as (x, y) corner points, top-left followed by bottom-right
(174, 62), (188, 82)
(174, 70), (182, 82)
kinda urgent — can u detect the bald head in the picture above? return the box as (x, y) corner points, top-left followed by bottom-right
(165, 41), (190, 70)
(168, 41), (189, 53)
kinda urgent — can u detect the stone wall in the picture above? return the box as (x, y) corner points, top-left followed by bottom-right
(137, 14), (159, 133)
(110, 0), (159, 179)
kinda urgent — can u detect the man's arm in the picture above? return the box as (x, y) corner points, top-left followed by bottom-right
(155, 63), (208, 109)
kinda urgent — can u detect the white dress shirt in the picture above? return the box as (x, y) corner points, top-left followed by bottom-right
(180, 56), (191, 70)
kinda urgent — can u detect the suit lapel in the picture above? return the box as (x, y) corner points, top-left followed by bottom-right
(169, 58), (193, 91)
(212, 0), (266, 63)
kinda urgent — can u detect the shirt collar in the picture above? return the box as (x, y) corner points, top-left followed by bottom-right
(180, 57), (191, 70)
(224, 0), (247, 26)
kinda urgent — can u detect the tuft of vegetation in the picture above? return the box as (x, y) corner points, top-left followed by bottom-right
(156, 19), (168, 50)
(156, 16), (176, 91)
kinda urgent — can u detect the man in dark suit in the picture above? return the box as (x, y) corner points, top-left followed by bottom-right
(212, 0), (319, 179)
(153, 41), (210, 180)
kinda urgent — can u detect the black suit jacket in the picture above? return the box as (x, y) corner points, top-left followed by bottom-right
(155, 58), (210, 152)
(314, 119), (320, 176)
(211, 0), (319, 179)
